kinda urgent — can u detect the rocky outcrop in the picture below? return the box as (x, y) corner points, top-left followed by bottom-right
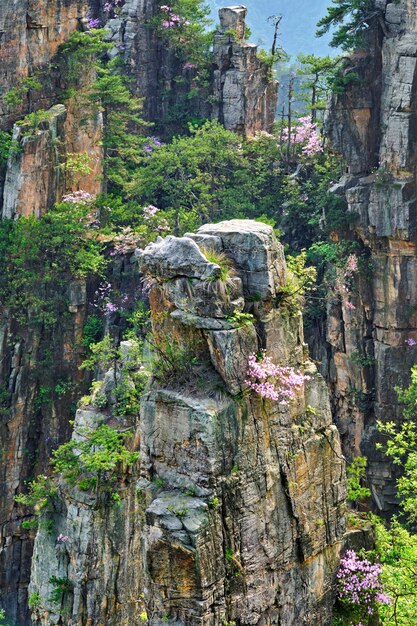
(324, 0), (417, 511)
(211, 7), (278, 134)
(138, 220), (346, 625)
(2, 103), (103, 219)
(0, 0), (91, 131)
(27, 220), (346, 625)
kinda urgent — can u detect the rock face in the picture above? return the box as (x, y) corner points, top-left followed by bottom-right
(324, 0), (417, 511)
(2, 103), (103, 219)
(211, 7), (278, 134)
(138, 221), (346, 625)
(0, 0), (90, 131)
(27, 220), (346, 626)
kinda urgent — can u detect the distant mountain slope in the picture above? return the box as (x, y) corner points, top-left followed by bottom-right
(209, 0), (335, 58)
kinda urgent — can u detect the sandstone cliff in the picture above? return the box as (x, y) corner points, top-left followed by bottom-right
(324, 0), (417, 512)
(27, 221), (346, 626)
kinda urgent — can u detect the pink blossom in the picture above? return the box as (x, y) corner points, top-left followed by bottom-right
(143, 204), (159, 219)
(105, 302), (118, 315)
(336, 550), (391, 614)
(246, 352), (310, 404)
(282, 116), (323, 156)
(87, 18), (101, 29)
(62, 190), (95, 205)
(345, 301), (356, 310)
(183, 62), (197, 70)
(57, 534), (69, 543)
(110, 227), (140, 255)
(344, 254), (358, 277)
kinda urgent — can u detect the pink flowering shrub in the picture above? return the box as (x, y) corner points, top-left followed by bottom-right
(246, 352), (310, 404)
(282, 116), (323, 157)
(159, 4), (190, 28)
(334, 550), (391, 625)
(61, 190), (95, 205)
(103, 0), (125, 17)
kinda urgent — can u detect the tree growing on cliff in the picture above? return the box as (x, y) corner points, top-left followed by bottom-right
(317, 0), (384, 50)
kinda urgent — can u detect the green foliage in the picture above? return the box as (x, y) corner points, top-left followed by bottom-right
(59, 152), (91, 186)
(377, 418), (417, 525)
(129, 121), (285, 231)
(152, 0), (213, 74)
(200, 247), (235, 282)
(151, 337), (199, 384)
(16, 108), (62, 135)
(80, 334), (117, 372)
(58, 29), (148, 192)
(48, 576), (72, 604)
(82, 315), (103, 349)
(347, 456), (371, 503)
(4, 76), (42, 110)
(14, 474), (57, 513)
(28, 592), (42, 610)
(317, 0), (379, 50)
(0, 131), (12, 167)
(373, 515), (417, 626)
(276, 250), (317, 313)
(0, 205), (106, 328)
(225, 310), (255, 328)
(349, 351), (375, 368)
(51, 424), (139, 486)
(297, 54), (342, 118)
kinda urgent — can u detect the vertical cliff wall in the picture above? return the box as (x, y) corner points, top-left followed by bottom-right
(27, 220), (347, 625)
(0, 4), (278, 622)
(325, 0), (417, 512)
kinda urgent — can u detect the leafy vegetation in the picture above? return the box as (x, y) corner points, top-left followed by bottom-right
(317, 0), (382, 50)
(0, 203), (106, 327)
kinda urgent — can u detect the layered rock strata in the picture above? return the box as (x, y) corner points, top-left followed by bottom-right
(211, 7), (278, 134)
(324, 0), (417, 511)
(27, 220), (346, 626)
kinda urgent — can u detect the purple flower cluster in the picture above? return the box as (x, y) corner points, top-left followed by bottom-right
(87, 18), (101, 29)
(334, 254), (358, 311)
(183, 62), (197, 71)
(143, 136), (163, 154)
(143, 204), (159, 220)
(405, 338), (417, 346)
(110, 227), (141, 255)
(337, 550), (391, 615)
(246, 351), (310, 404)
(57, 534), (69, 543)
(93, 280), (134, 317)
(104, 0), (125, 16)
(160, 4), (189, 29)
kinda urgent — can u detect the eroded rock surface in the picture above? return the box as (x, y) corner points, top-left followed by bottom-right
(211, 7), (278, 134)
(136, 220), (346, 625)
(323, 0), (417, 511)
(27, 220), (346, 625)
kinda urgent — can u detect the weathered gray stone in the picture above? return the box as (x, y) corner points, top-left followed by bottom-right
(137, 235), (222, 281)
(211, 6), (278, 135)
(197, 220), (287, 300)
(206, 325), (258, 394)
(137, 220), (346, 625)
